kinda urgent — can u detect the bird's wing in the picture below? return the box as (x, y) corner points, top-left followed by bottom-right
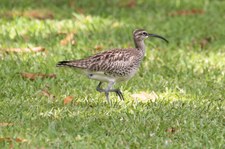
(88, 48), (138, 74)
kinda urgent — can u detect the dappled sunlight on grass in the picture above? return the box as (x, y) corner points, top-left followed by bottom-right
(189, 49), (225, 74)
(0, 12), (128, 64)
(159, 89), (196, 101)
(124, 88), (197, 103)
(0, 13), (125, 40)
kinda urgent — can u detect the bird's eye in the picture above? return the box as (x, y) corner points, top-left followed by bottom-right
(142, 32), (147, 36)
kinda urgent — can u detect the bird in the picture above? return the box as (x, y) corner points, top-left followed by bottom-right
(56, 29), (168, 103)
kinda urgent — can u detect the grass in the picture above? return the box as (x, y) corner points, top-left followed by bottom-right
(0, 0), (224, 148)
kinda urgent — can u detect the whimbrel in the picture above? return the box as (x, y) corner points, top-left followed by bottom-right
(57, 29), (168, 103)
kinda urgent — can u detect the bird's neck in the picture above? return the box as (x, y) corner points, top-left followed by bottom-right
(134, 38), (145, 57)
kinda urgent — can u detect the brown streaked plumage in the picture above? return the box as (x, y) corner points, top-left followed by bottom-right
(57, 29), (168, 103)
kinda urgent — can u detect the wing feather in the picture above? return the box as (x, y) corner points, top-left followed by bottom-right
(88, 49), (138, 75)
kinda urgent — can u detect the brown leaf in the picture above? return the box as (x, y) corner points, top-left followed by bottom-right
(64, 96), (73, 105)
(4, 47), (45, 53)
(76, 8), (85, 14)
(0, 137), (12, 142)
(119, 0), (136, 8)
(126, 0), (136, 8)
(132, 91), (158, 102)
(166, 127), (179, 133)
(200, 37), (212, 49)
(21, 73), (56, 81)
(10, 142), (14, 149)
(21, 34), (30, 41)
(56, 31), (68, 35)
(60, 33), (76, 46)
(0, 123), (14, 126)
(0, 11), (22, 19)
(169, 9), (205, 16)
(192, 37), (212, 49)
(0, 137), (27, 143)
(68, 0), (75, 8)
(15, 138), (28, 143)
(0, 10), (54, 20)
(23, 10), (54, 20)
(41, 89), (55, 99)
(94, 45), (104, 51)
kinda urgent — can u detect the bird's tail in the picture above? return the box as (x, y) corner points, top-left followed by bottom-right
(56, 59), (89, 69)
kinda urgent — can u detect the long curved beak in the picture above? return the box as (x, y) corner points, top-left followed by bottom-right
(148, 34), (169, 43)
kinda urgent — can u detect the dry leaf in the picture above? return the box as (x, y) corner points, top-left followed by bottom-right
(132, 91), (158, 102)
(0, 10), (54, 20)
(192, 37), (212, 49)
(10, 142), (14, 149)
(0, 137), (28, 149)
(200, 37), (212, 49)
(64, 96), (73, 105)
(21, 34), (30, 41)
(56, 31), (67, 35)
(126, 0), (136, 8)
(119, 0), (136, 8)
(68, 0), (75, 8)
(0, 137), (12, 142)
(76, 8), (85, 14)
(169, 9), (205, 16)
(15, 138), (28, 143)
(60, 33), (76, 46)
(23, 10), (54, 20)
(41, 89), (55, 99)
(21, 73), (56, 81)
(4, 47), (45, 53)
(166, 127), (179, 133)
(0, 11), (22, 19)
(0, 137), (27, 143)
(94, 45), (103, 51)
(0, 123), (14, 126)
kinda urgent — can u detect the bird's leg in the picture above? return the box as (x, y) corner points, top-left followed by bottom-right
(110, 89), (124, 101)
(105, 92), (110, 104)
(104, 82), (115, 104)
(96, 81), (115, 104)
(101, 88), (124, 101)
(96, 82), (104, 92)
(96, 81), (124, 102)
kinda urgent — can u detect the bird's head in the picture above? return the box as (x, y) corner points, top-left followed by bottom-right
(133, 29), (168, 43)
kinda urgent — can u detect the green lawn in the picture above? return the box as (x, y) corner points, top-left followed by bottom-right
(0, 0), (224, 148)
